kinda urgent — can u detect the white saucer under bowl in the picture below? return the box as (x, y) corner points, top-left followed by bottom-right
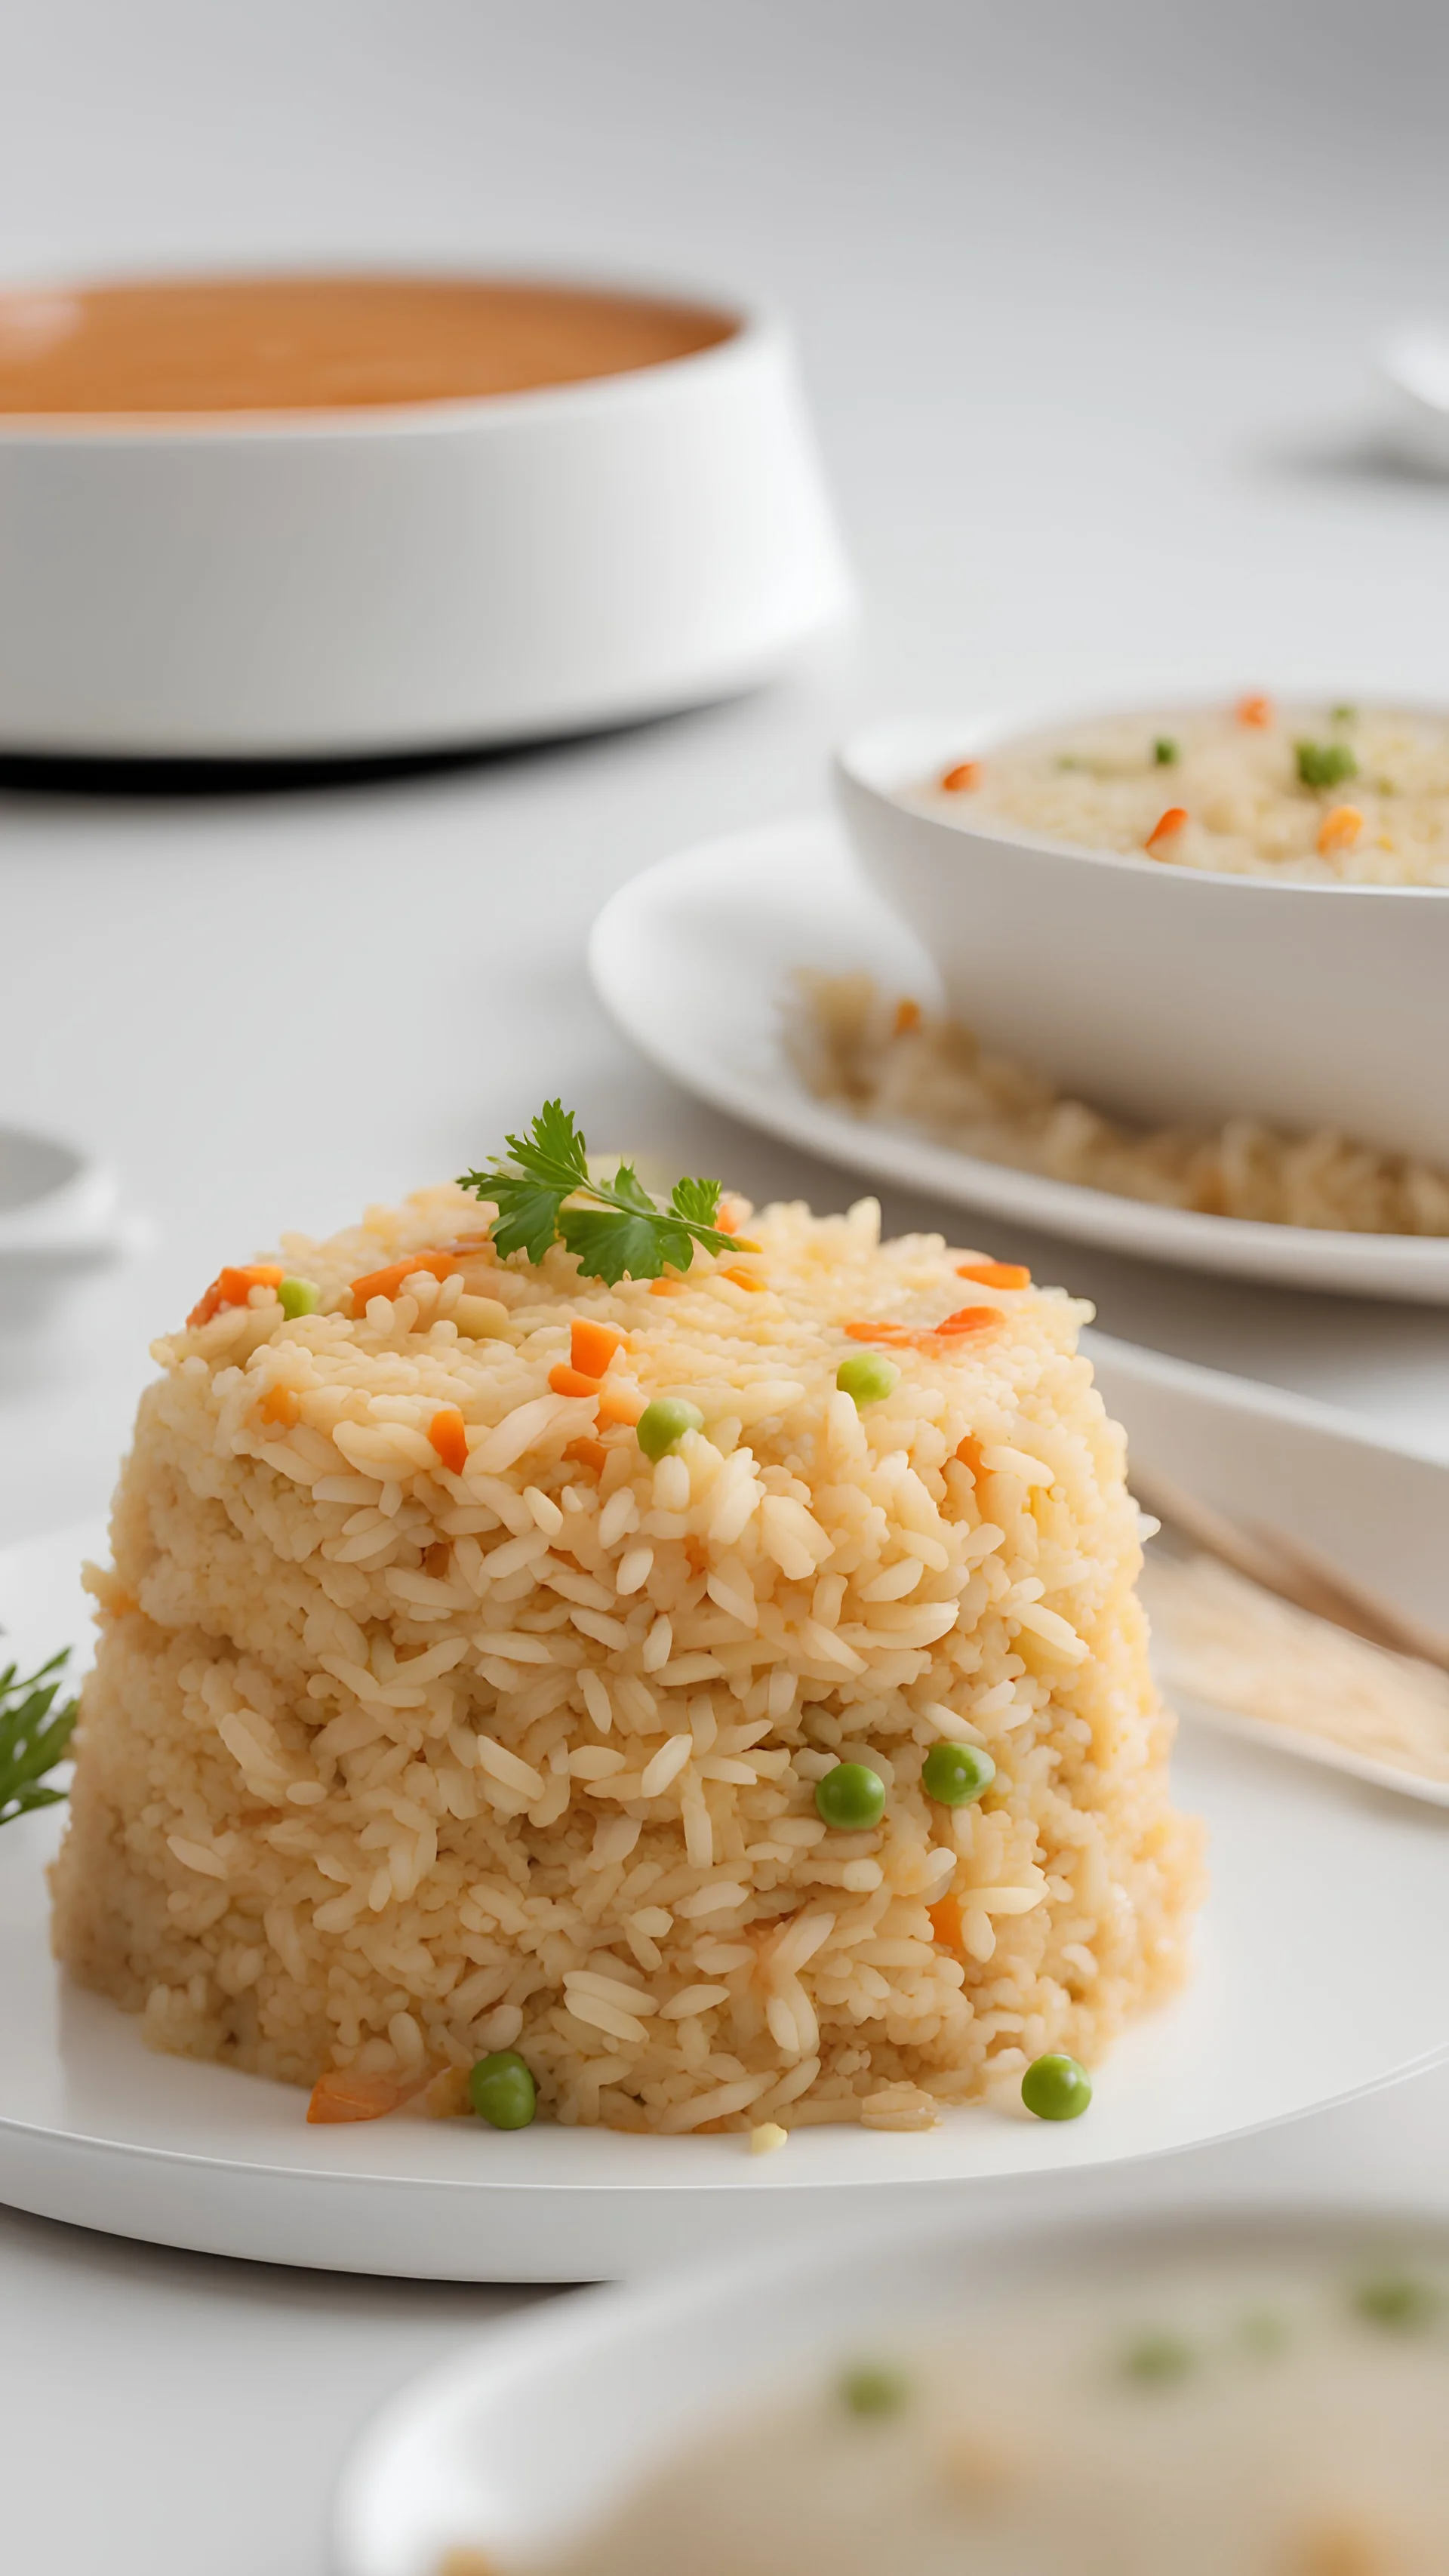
(588, 816), (1449, 1305)
(3, 1337), (1447, 2282)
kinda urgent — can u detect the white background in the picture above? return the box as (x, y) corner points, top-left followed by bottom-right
(3, 5), (1449, 2568)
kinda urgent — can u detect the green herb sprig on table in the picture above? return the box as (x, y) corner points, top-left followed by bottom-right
(0, 1648), (78, 1828)
(459, 1101), (746, 1286)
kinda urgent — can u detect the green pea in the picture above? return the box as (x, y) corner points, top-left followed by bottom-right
(1020, 2051), (1092, 2122)
(637, 1396), (704, 1461)
(1152, 736), (1180, 766)
(277, 1276), (320, 1319)
(1331, 703), (1358, 726)
(1352, 2273), (1439, 2334)
(814, 1761), (887, 1832)
(1121, 2331), (1195, 2387)
(468, 2049), (537, 2130)
(1294, 738), (1357, 789)
(921, 1740), (995, 1807)
(838, 2361), (911, 2418)
(836, 1352), (900, 1407)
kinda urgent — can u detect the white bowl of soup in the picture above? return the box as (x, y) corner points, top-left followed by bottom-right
(836, 700), (1449, 1166)
(0, 269), (851, 757)
(334, 2206), (1449, 2576)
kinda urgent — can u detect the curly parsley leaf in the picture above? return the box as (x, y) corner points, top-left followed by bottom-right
(459, 1104), (745, 1284)
(0, 1647), (79, 1828)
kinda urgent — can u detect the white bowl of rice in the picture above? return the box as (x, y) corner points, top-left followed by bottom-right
(836, 697), (1449, 1165)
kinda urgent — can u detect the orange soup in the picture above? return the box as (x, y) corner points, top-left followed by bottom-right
(0, 274), (737, 417)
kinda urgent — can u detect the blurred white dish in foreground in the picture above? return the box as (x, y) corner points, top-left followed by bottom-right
(332, 2208), (1449, 2576)
(3, 1339), (1449, 2280)
(836, 709), (1449, 1164)
(587, 817), (1449, 1301)
(0, 1124), (144, 1330)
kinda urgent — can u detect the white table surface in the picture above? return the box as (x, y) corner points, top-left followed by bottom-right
(5, 3), (1449, 2568)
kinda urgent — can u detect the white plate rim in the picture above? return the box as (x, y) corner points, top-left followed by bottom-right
(587, 816), (1449, 1303)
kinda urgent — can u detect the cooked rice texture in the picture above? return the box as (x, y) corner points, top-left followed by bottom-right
(789, 972), (1449, 1236)
(51, 1185), (1202, 2131)
(918, 704), (1449, 885)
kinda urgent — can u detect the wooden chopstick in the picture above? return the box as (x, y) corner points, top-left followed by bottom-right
(1130, 1460), (1449, 1680)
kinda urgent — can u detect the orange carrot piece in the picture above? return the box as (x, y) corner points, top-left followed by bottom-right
(187, 1262), (284, 1328)
(571, 1318), (626, 1377)
(306, 2067), (429, 2125)
(649, 1277), (685, 1296)
(893, 997), (922, 1036)
(596, 1378), (647, 1426)
(940, 761), (980, 792)
(427, 1407), (469, 1475)
(955, 1434), (984, 1478)
(1145, 807), (1188, 856)
(548, 1363), (605, 1400)
(564, 1436), (609, 1475)
(721, 1265), (767, 1292)
(349, 1250), (457, 1312)
(956, 1260), (1030, 1291)
(1318, 804), (1363, 855)
(844, 1320), (913, 1345)
(928, 1893), (964, 1950)
(1236, 693), (1273, 728)
(933, 1306), (1002, 1338)
(260, 1383), (300, 1429)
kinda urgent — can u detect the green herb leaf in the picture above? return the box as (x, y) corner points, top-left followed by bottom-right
(459, 1103), (746, 1285)
(0, 1648), (79, 1829)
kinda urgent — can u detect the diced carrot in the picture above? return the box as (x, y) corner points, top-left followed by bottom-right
(893, 997), (922, 1036)
(571, 1317), (626, 1377)
(940, 761), (980, 792)
(955, 1434), (984, 1477)
(306, 2067), (429, 2125)
(596, 1378), (647, 1426)
(1236, 693), (1273, 728)
(1318, 804), (1363, 855)
(933, 1306), (1002, 1338)
(1144, 807), (1188, 856)
(259, 1383), (300, 1429)
(928, 1893), (964, 1950)
(564, 1436), (609, 1475)
(427, 1407), (469, 1475)
(956, 1260), (1031, 1291)
(649, 1277), (685, 1295)
(721, 1266), (767, 1292)
(844, 1320), (912, 1344)
(349, 1250), (457, 1312)
(187, 1263), (284, 1328)
(548, 1363), (605, 1400)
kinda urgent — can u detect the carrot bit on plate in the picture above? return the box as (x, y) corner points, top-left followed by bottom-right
(548, 1363), (605, 1401)
(564, 1436), (609, 1475)
(1236, 693), (1273, 728)
(186, 1262), (284, 1328)
(649, 1277), (685, 1296)
(844, 1320), (913, 1345)
(893, 996), (923, 1037)
(1145, 806), (1189, 856)
(933, 1306), (1003, 1338)
(940, 760), (980, 792)
(571, 1317), (626, 1377)
(427, 1406), (469, 1475)
(928, 1893), (964, 1950)
(955, 1434), (984, 1477)
(1318, 804), (1363, 855)
(306, 2067), (429, 2125)
(349, 1250), (457, 1312)
(259, 1383), (300, 1429)
(956, 1260), (1030, 1291)
(720, 1265), (767, 1292)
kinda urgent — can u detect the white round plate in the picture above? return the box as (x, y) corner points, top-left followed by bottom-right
(588, 817), (1449, 1304)
(4, 1474), (1449, 2282)
(333, 2205), (1449, 2576)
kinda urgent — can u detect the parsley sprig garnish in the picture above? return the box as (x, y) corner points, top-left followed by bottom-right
(0, 1648), (78, 1828)
(459, 1101), (746, 1286)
